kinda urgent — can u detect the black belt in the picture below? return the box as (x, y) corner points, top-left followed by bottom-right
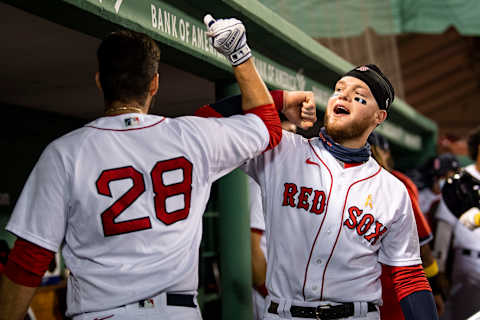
(138, 293), (196, 308)
(268, 301), (377, 319)
(461, 249), (480, 259)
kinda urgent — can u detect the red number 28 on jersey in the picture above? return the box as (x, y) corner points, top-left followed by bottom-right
(96, 157), (193, 236)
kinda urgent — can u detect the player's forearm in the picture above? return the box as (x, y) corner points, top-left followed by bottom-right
(0, 275), (37, 320)
(250, 233), (267, 286)
(420, 244), (435, 268)
(400, 290), (439, 320)
(233, 59), (274, 111)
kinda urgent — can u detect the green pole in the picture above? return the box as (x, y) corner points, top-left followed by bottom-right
(216, 81), (253, 320)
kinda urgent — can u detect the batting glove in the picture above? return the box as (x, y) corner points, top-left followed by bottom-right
(204, 14), (251, 66)
(459, 207), (480, 230)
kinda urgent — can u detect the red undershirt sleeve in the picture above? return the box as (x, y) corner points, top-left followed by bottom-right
(4, 238), (55, 287)
(195, 91), (283, 151)
(245, 104), (281, 151)
(387, 264), (432, 301)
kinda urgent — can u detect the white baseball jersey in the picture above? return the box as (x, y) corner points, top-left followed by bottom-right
(249, 176), (267, 256)
(418, 188), (441, 218)
(248, 176), (267, 320)
(242, 131), (421, 304)
(6, 112), (269, 316)
(439, 164), (480, 319)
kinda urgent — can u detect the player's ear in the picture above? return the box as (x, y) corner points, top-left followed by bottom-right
(375, 109), (387, 125)
(149, 73), (159, 97)
(95, 72), (103, 93)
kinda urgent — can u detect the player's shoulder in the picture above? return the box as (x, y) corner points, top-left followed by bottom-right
(171, 113), (265, 131)
(374, 162), (409, 192)
(47, 125), (91, 153)
(278, 130), (309, 149)
(391, 170), (418, 195)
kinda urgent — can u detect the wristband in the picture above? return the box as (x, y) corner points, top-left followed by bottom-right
(424, 260), (439, 278)
(474, 212), (480, 226)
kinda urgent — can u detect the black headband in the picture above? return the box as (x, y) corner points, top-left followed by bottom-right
(344, 64), (394, 110)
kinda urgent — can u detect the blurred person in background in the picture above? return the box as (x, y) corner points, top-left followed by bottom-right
(438, 133), (474, 167)
(438, 126), (480, 320)
(414, 154), (460, 225)
(368, 132), (445, 318)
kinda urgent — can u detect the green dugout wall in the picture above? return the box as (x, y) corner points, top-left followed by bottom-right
(2, 0), (437, 319)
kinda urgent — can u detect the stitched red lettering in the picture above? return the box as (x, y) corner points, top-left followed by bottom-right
(310, 190), (326, 214)
(282, 183), (298, 207)
(356, 214), (374, 235)
(364, 221), (387, 245)
(344, 206), (362, 229)
(297, 187), (313, 211)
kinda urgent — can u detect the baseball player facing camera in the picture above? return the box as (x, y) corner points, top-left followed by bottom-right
(198, 65), (438, 319)
(0, 15), (315, 320)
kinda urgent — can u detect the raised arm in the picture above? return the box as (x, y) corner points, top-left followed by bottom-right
(203, 14), (280, 150)
(204, 14), (272, 111)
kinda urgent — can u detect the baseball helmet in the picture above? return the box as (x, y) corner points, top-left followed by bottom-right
(418, 153), (460, 190)
(442, 169), (480, 218)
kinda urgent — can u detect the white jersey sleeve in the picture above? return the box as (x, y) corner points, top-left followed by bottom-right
(7, 142), (69, 252)
(378, 184), (421, 266)
(175, 114), (269, 182)
(248, 176), (265, 231)
(435, 199), (458, 226)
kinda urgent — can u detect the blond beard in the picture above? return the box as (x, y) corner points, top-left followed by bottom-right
(323, 112), (373, 144)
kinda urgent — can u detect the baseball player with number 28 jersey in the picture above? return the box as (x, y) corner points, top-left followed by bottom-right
(241, 65), (438, 320)
(0, 16), (292, 320)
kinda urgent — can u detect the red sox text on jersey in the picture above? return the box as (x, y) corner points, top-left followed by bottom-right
(243, 131), (420, 304)
(282, 183), (388, 246)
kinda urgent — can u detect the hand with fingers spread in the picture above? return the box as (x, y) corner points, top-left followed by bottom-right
(281, 91), (316, 130)
(203, 14), (251, 66)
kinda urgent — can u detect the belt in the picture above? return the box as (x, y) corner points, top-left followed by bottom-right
(461, 249), (480, 259)
(268, 301), (376, 319)
(138, 293), (196, 309)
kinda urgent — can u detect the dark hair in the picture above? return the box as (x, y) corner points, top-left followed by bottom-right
(97, 30), (161, 106)
(468, 126), (480, 161)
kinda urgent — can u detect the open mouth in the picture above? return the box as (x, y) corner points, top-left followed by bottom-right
(334, 104), (350, 115)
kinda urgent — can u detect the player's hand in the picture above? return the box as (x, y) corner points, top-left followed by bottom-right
(282, 91), (316, 130)
(204, 14), (251, 66)
(458, 207), (480, 230)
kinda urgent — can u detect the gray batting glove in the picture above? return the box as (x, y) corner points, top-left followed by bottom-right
(204, 14), (251, 66)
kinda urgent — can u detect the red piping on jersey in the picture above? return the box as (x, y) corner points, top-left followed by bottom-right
(319, 165), (382, 300)
(85, 118), (166, 132)
(302, 140), (334, 300)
